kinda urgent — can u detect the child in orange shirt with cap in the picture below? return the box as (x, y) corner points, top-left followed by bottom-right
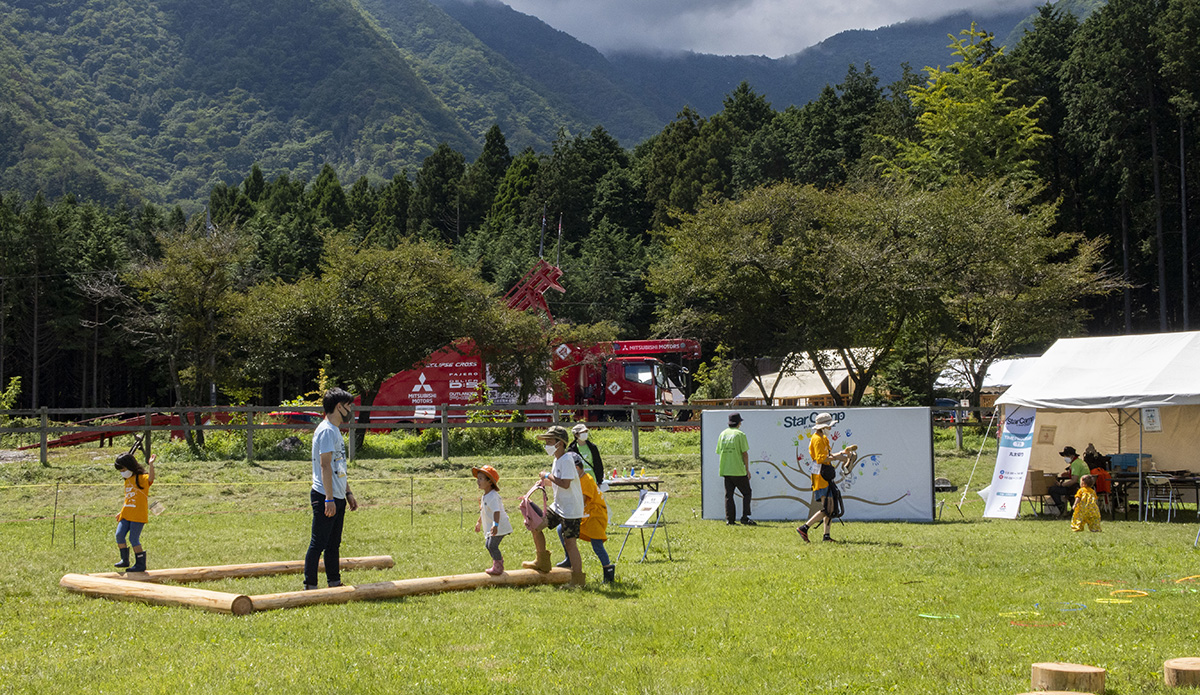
(473, 465), (512, 575)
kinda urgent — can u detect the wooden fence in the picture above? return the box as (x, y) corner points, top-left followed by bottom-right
(0, 403), (993, 465)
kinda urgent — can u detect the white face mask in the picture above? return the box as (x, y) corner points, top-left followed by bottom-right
(544, 444), (558, 456)
(577, 432), (588, 442)
(1063, 457), (1073, 464)
(119, 470), (133, 479)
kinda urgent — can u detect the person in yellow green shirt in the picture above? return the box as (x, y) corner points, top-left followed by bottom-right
(717, 412), (755, 525)
(797, 412), (849, 543)
(114, 450), (156, 572)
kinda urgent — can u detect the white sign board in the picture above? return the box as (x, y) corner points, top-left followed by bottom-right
(622, 492), (666, 527)
(702, 408), (934, 521)
(1142, 407), (1162, 433)
(983, 406), (1036, 519)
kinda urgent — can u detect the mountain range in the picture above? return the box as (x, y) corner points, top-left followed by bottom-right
(0, 0), (1079, 207)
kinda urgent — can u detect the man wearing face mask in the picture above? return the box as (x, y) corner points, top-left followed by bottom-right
(568, 422), (603, 482)
(1048, 445), (1088, 517)
(523, 425), (586, 586)
(304, 388), (359, 590)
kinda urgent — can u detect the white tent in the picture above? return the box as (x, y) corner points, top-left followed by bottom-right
(996, 332), (1200, 520)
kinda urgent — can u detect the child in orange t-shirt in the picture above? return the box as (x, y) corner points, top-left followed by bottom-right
(114, 451), (156, 573)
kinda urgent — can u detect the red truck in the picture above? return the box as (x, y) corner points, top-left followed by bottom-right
(362, 260), (700, 424)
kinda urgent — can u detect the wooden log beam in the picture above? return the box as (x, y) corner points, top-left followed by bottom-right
(60, 573), (252, 615)
(1165, 657), (1200, 687)
(87, 556), (395, 583)
(1030, 662), (1105, 694)
(249, 568), (575, 613)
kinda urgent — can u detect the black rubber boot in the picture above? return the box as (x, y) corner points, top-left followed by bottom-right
(114, 547), (130, 569)
(555, 557), (572, 569)
(128, 551), (147, 573)
(602, 564), (615, 583)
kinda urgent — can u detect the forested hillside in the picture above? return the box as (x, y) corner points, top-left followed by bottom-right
(1, 0), (1051, 209)
(0, 0), (477, 207)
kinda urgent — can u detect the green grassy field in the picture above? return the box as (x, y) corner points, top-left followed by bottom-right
(1, 428), (1198, 694)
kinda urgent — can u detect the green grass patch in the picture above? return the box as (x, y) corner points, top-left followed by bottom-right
(1, 429), (1197, 693)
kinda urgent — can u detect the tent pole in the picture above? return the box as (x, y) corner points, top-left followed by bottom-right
(1138, 409), (1146, 522)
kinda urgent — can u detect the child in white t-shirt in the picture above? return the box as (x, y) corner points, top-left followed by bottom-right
(472, 465), (512, 575)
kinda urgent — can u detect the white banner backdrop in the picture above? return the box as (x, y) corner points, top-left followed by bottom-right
(982, 406), (1037, 519)
(701, 408), (934, 521)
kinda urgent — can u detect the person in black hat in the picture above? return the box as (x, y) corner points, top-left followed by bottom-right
(1048, 445), (1089, 516)
(716, 412), (755, 525)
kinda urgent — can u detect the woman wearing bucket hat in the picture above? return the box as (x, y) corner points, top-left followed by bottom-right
(797, 412), (850, 543)
(568, 422), (603, 482)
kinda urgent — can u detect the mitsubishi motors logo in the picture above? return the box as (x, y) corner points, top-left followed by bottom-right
(412, 373), (434, 393)
(607, 381), (620, 395)
(555, 344), (572, 359)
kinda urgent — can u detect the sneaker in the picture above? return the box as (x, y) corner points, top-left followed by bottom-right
(797, 526), (810, 543)
(740, 519), (757, 526)
(726, 520), (737, 525)
(328, 580), (343, 588)
(823, 535), (834, 542)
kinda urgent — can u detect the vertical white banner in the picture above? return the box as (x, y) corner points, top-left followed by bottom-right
(983, 406), (1037, 519)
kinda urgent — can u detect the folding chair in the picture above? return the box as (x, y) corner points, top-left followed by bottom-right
(615, 491), (672, 563)
(1146, 475), (1181, 522)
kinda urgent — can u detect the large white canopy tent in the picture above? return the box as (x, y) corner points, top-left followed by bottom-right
(996, 331), (1200, 519)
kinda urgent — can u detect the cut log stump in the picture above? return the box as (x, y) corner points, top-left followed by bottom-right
(1030, 662), (1105, 693)
(1165, 657), (1200, 687)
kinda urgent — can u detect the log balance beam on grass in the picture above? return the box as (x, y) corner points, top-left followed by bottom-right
(60, 565), (573, 615)
(86, 556), (395, 583)
(248, 567), (574, 613)
(60, 574), (255, 615)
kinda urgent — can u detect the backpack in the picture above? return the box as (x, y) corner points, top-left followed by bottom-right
(822, 483), (845, 519)
(819, 463), (837, 482)
(519, 482), (548, 532)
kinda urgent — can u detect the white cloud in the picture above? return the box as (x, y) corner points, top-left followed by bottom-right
(499, 0), (1040, 58)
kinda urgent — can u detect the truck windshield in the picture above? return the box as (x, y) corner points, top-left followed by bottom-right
(624, 363), (654, 385)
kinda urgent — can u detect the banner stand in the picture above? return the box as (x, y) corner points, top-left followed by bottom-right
(616, 491), (672, 563)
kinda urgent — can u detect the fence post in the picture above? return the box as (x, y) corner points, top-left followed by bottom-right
(144, 412), (152, 460)
(954, 408), (963, 451)
(347, 413), (356, 462)
(440, 404), (449, 460)
(39, 406), (48, 466)
(245, 408), (254, 463)
(630, 407), (640, 460)
(552, 405), (560, 425)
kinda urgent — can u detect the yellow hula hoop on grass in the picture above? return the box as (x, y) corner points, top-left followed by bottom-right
(999, 610), (1042, 617)
(1109, 589), (1149, 598)
(1081, 581), (1114, 586)
(1094, 598), (1133, 604)
(1175, 575), (1200, 584)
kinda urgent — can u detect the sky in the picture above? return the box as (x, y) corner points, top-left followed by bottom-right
(497, 0), (1040, 58)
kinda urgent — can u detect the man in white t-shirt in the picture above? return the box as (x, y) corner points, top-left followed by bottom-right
(522, 425), (585, 586)
(304, 388), (358, 590)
